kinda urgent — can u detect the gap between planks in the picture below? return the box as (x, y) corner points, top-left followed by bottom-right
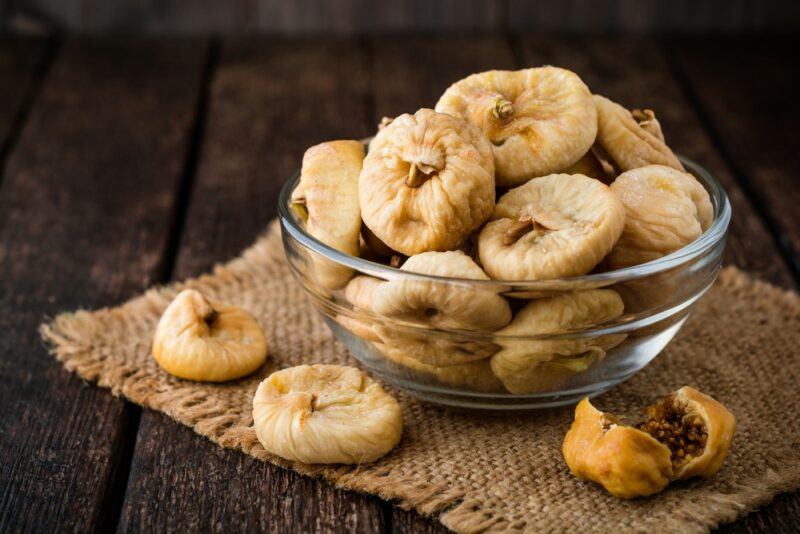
(103, 38), (221, 533)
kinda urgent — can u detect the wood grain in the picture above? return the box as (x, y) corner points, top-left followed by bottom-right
(117, 38), (386, 533)
(670, 37), (800, 279)
(0, 38), (207, 531)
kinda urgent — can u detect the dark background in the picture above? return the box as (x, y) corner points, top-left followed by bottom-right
(2, 0), (800, 35)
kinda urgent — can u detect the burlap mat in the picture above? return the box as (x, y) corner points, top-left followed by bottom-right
(41, 221), (800, 533)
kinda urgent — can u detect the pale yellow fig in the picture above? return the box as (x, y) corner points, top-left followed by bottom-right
(292, 140), (365, 289)
(561, 149), (608, 182)
(478, 174), (625, 280)
(152, 289), (267, 382)
(339, 275), (385, 343)
(435, 67), (597, 186)
(372, 251), (511, 366)
(252, 364), (403, 464)
(593, 95), (684, 172)
(376, 343), (504, 393)
(490, 290), (625, 394)
(359, 108), (495, 255)
(608, 165), (713, 269)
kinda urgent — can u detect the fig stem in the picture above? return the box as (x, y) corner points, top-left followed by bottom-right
(405, 164), (432, 188)
(494, 98), (514, 119)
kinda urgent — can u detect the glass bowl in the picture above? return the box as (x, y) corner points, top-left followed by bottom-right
(278, 157), (730, 410)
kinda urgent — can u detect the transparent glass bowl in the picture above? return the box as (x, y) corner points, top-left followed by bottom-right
(278, 157), (730, 410)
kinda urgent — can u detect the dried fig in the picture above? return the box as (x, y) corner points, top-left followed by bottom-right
(339, 275), (385, 343)
(478, 174), (625, 280)
(593, 95), (684, 172)
(359, 108), (495, 255)
(561, 149), (608, 182)
(372, 251), (511, 366)
(252, 364), (403, 464)
(292, 140), (365, 289)
(436, 67), (597, 186)
(375, 343), (504, 393)
(152, 289), (268, 382)
(490, 290), (625, 393)
(608, 165), (713, 269)
(562, 387), (735, 498)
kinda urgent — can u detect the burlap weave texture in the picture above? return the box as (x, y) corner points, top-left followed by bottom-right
(41, 222), (800, 533)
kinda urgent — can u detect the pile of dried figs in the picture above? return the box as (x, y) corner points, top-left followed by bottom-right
(291, 66), (714, 396)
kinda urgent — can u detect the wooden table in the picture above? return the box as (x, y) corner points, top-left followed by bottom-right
(1, 35), (798, 532)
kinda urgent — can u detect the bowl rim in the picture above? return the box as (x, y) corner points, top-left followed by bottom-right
(278, 155), (731, 288)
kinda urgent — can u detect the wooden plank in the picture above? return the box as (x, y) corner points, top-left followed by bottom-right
(371, 35), (517, 533)
(0, 37), (48, 163)
(670, 37), (800, 279)
(516, 35), (795, 289)
(665, 35), (800, 534)
(516, 35), (799, 531)
(0, 38), (207, 531)
(117, 38), (386, 532)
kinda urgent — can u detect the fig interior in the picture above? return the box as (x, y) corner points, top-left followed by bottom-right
(636, 396), (708, 466)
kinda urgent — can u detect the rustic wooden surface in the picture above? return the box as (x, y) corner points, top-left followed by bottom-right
(0, 35), (798, 533)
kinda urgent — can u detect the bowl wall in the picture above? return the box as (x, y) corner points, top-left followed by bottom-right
(279, 157), (730, 409)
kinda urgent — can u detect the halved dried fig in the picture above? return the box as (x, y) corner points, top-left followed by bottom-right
(478, 174), (625, 280)
(292, 140), (365, 289)
(608, 165), (713, 269)
(436, 67), (597, 186)
(562, 386), (735, 499)
(359, 108), (495, 255)
(490, 290), (625, 394)
(372, 251), (511, 366)
(594, 95), (684, 172)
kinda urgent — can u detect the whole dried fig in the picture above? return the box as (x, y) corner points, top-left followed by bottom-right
(372, 250), (511, 366)
(152, 289), (268, 382)
(490, 290), (625, 394)
(632, 108), (665, 142)
(594, 95), (684, 172)
(252, 364), (403, 464)
(563, 386), (736, 499)
(608, 165), (713, 269)
(436, 67), (597, 186)
(359, 108), (495, 255)
(375, 343), (504, 393)
(292, 140), (365, 289)
(478, 174), (625, 280)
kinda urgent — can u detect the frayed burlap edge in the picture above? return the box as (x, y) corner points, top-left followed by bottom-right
(41, 221), (800, 533)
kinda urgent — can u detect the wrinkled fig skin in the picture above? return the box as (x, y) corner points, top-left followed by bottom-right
(608, 165), (714, 269)
(490, 290), (625, 394)
(436, 67), (597, 186)
(293, 140), (365, 289)
(669, 387), (736, 480)
(375, 343), (504, 393)
(371, 251), (512, 366)
(593, 95), (684, 172)
(632, 108), (665, 142)
(563, 398), (673, 499)
(252, 364), (403, 465)
(359, 109), (495, 256)
(478, 174), (625, 281)
(152, 289), (268, 382)
(563, 387), (735, 499)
